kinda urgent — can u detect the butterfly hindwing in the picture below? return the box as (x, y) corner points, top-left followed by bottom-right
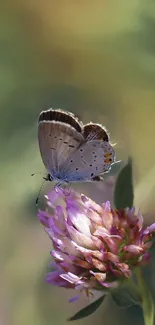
(58, 140), (115, 181)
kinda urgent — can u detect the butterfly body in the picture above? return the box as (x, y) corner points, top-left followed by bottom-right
(38, 108), (115, 183)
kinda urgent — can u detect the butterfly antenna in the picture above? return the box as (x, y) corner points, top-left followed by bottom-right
(35, 178), (47, 206)
(31, 172), (47, 177)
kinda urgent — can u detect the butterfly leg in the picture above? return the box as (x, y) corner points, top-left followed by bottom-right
(43, 173), (53, 182)
(54, 182), (71, 196)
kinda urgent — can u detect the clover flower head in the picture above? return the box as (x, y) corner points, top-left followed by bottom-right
(38, 188), (155, 297)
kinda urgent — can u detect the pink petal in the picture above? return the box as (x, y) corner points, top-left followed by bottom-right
(123, 245), (144, 255)
(66, 194), (86, 212)
(143, 223), (155, 236)
(94, 231), (119, 253)
(81, 195), (103, 214)
(67, 206), (91, 236)
(37, 210), (51, 227)
(46, 189), (64, 206)
(51, 250), (73, 264)
(94, 227), (109, 237)
(115, 262), (131, 277)
(101, 201), (113, 230)
(60, 272), (83, 285)
(91, 235), (105, 250)
(127, 207), (135, 219)
(91, 258), (106, 272)
(45, 222), (63, 237)
(70, 241), (104, 261)
(55, 206), (66, 227)
(46, 271), (73, 288)
(90, 271), (106, 284)
(58, 236), (81, 256)
(72, 257), (92, 269)
(139, 252), (151, 265)
(66, 224), (95, 249)
(87, 209), (102, 225)
(105, 252), (119, 263)
(101, 281), (119, 288)
(137, 209), (143, 229)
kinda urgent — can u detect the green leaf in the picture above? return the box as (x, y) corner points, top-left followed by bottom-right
(68, 295), (106, 321)
(114, 157), (134, 209)
(111, 279), (142, 309)
(135, 268), (154, 325)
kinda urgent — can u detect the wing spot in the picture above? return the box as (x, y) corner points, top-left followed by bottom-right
(96, 167), (98, 170)
(54, 136), (57, 139)
(69, 145), (75, 148)
(59, 138), (63, 140)
(105, 158), (112, 163)
(80, 149), (83, 152)
(70, 160), (73, 163)
(63, 141), (68, 144)
(76, 168), (79, 170)
(89, 164), (92, 167)
(94, 159), (96, 162)
(91, 173), (94, 177)
(82, 160), (86, 164)
(104, 153), (112, 158)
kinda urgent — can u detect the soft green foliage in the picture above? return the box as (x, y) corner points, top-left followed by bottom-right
(114, 158), (134, 209)
(68, 295), (106, 321)
(111, 279), (142, 308)
(136, 269), (154, 325)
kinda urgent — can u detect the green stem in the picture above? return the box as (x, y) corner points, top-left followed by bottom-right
(135, 268), (154, 325)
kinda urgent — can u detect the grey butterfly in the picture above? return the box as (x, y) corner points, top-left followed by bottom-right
(38, 108), (115, 183)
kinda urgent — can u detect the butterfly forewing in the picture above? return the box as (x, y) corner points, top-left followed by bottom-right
(83, 123), (109, 142)
(38, 120), (84, 176)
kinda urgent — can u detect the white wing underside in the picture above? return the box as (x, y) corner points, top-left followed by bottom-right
(38, 121), (84, 174)
(59, 140), (115, 181)
(38, 121), (115, 182)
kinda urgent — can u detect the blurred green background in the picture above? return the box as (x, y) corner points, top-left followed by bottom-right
(1, 1), (155, 324)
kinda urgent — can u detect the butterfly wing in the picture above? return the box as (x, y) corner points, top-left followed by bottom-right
(38, 109), (84, 177)
(83, 123), (109, 141)
(59, 140), (115, 182)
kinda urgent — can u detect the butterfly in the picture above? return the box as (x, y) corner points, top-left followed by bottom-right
(38, 108), (115, 183)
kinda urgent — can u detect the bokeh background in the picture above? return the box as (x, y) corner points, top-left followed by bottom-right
(1, 1), (155, 324)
